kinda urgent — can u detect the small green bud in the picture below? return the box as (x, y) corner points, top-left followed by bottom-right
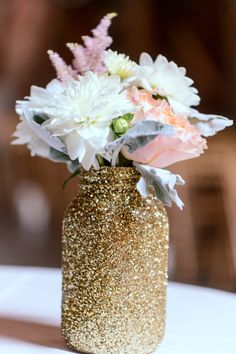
(122, 113), (133, 122)
(113, 117), (129, 134)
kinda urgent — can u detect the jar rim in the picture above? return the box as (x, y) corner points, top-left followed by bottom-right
(82, 166), (141, 185)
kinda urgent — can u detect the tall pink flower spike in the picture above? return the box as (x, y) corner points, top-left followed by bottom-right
(67, 12), (117, 74)
(47, 50), (77, 83)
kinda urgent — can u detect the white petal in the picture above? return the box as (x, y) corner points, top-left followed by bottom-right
(66, 132), (86, 161)
(30, 86), (47, 102)
(81, 145), (96, 170)
(139, 52), (154, 67)
(46, 79), (64, 94)
(168, 97), (193, 115)
(154, 54), (168, 67)
(78, 126), (108, 140)
(12, 121), (32, 144)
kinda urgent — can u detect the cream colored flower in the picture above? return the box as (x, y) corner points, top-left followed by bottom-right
(104, 49), (138, 79)
(130, 52), (200, 115)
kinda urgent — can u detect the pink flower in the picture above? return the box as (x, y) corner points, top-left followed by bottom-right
(47, 50), (77, 83)
(48, 13), (117, 81)
(67, 13), (116, 74)
(123, 88), (207, 168)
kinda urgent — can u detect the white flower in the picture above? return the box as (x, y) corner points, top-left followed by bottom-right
(12, 111), (50, 158)
(131, 53), (200, 115)
(16, 79), (67, 116)
(104, 49), (138, 79)
(18, 72), (134, 170)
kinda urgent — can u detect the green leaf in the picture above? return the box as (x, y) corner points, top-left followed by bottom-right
(189, 111), (233, 137)
(33, 115), (47, 125)
(49, 148), (70, 162)
(68, 159), (81, 172)
(134, 163), (185, 209)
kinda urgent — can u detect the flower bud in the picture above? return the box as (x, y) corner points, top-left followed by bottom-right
(113, 117), (129, 134)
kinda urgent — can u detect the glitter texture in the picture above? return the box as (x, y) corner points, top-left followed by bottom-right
(61, 167), (169, 354)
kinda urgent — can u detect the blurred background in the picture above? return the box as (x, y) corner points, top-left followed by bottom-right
(0, 0), (236, 292)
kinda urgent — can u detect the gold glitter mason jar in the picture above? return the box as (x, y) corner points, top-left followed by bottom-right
(62, 167), (169, 354)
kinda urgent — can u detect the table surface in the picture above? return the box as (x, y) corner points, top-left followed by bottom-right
(0, 266), (236, 354)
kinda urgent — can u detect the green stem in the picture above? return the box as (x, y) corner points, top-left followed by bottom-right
(97, 155), (105, 167)
(63, 169), (81, 189)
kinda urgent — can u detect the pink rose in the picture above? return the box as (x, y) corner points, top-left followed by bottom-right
(122, 88), (207, 168)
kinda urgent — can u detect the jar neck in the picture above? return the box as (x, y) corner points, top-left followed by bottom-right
(80, 167), (140, 192)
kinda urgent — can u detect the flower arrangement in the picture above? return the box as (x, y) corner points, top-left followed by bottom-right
(13, 13), (233, 209)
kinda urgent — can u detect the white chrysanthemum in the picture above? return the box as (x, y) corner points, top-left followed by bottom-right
(131, 53), (200, 115)
(104, 50), (138, 79)
(18, 72), (134, 170)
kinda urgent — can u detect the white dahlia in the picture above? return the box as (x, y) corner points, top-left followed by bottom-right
(17, 72), (134, 170)
(104, 49), (138, 79)
(131, 53), (200, 115)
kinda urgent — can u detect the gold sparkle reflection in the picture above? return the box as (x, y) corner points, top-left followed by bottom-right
(62, 167), (169, 354)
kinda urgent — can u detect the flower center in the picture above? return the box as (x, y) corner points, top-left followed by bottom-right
(75, 116), (98, 129)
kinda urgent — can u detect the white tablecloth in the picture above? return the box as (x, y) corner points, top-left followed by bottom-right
(0, 266), (235, 354)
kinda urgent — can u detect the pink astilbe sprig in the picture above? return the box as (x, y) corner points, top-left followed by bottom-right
(67, 12), (117, 74)
(66, 43), (89, 75)
(47, 50), (77, 83)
